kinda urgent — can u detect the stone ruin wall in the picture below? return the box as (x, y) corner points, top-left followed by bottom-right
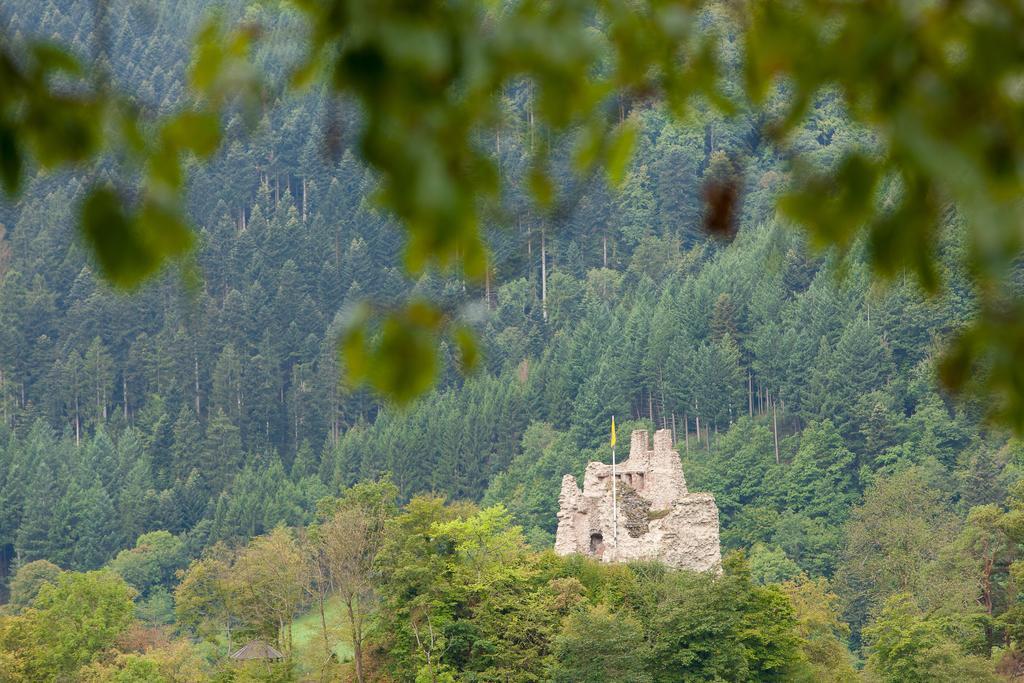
(554, 428), (721, 572)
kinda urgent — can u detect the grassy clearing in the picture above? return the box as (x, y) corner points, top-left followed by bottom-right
(291, 596), (354, 680)
(196, 598), (355, 680)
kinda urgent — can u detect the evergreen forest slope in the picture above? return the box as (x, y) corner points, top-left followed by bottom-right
(1, 2), (1021, 681)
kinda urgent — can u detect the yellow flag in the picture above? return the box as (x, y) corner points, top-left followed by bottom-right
(610, 415), (616, 448)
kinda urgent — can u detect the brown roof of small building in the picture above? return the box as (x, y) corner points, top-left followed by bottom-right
(229, 640), (285, 661)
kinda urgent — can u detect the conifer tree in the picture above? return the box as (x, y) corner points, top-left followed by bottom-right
(211, 344), (244, 428)
(47, 479), (85, 570)
(119, 456), (156, 543)
(73, 477), (120, 569)
(615, 164), (656, 247)
(785, 420), (858, 525)
(84, 426), (118, 491)
(83, 336), (114, 425)
(291, 440), (317, 482)
(689, 335), (745, 430)
(61, 350), (85, 444)
(650, 125), (703, 244)
(171, 405), (202, 483)
(804, 336), (837, 422)
(203, 408), (243, 494)
(0, 432), (27, 550)
(15, 461), (58, 562)
(570, 355), (630, 450)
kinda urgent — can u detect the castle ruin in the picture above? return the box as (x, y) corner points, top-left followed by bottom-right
(554, 428), (721, 572)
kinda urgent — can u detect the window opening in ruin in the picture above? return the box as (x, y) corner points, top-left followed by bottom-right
(589, 533), (605, 557)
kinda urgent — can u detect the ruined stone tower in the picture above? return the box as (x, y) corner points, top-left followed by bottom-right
(554, 428), (721, 572)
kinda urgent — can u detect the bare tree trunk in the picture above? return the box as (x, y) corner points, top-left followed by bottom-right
(329, 383), (337, 446)
(602, 235), (608, 268)
(772, 397), (780, 465)
(74, 394), (81, 447)
(671, 412), (677, 445)
(194, 354), (201, 417)
(982, 555), (993, 616)
(748, 372), (753, 417)
(317, 583), (329, 657)
(648, 390), (653, 423)
(347, 598), (365, 683)
(485, 266), (492, 309)
(528, 88), (535, 150)
(332, 382), (341, 446)
(683, 413), (689, 455)
(302, 177), (307, 222)
(540, 225), (547, 322)
(123, 374), (129, 422)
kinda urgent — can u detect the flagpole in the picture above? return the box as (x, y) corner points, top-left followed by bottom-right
(611, 415), (618, 552)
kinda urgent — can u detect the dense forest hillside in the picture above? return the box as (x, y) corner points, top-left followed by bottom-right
(2, 1), (1023, 682)
(0, 0), (804, 565)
